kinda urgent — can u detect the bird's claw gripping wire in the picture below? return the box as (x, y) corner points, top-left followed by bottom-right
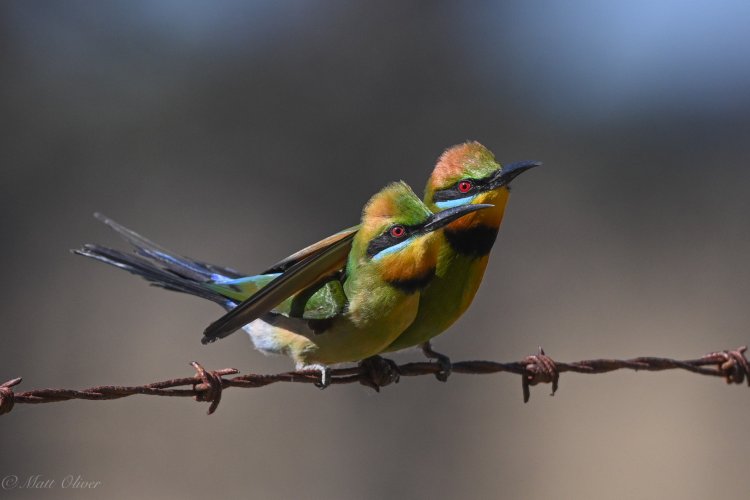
(421, 341), (452, 382)
(358, 355), (401, 392)
(313, 366), (332, 389)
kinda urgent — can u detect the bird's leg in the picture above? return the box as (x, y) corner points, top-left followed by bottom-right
(421, 341), (452, 382)
(358, 355), (400, 391)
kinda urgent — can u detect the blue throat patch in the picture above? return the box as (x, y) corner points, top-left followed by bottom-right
(434, 195), (477, 210)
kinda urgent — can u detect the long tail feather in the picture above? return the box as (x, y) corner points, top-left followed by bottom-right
(73, 244), (232, 306)
(93, 213), (245, 281)
(74, 214), (249, 309)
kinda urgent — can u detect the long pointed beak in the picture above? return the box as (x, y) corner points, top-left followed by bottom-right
(422, 203), (494, 233)
(489, 160), (541, 189)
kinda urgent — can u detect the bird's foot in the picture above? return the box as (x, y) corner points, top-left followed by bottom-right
(299, 364), (331, 389)
(315, 365), (331, 389)
(421, 341), (452, 382)
(358, 355), (400, 392)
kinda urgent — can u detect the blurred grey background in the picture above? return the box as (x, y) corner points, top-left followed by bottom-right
(1, 1), (749, 499)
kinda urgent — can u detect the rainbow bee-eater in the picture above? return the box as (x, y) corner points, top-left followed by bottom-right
(74, 182), (492, 385)
(249, 142), (539, 379)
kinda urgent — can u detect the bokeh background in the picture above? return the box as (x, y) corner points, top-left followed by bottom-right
(2, 1), (749, 499)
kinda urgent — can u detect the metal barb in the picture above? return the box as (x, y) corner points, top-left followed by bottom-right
(0, 377), (22, 415)
(702, 346), (749, 386)
(520, 347), (560, 403)
(190, 362), (237, 415)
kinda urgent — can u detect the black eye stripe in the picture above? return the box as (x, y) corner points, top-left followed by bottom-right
(432, 175), (493, 202)
(366, 224), (418, 258)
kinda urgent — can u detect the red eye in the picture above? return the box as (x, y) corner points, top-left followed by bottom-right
(389, 225), (406, 238)
(458, 180), (473, 193)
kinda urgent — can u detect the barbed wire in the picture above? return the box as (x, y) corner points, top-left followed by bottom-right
(1, 346), (747, 416)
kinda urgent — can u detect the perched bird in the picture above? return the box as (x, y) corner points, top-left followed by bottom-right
(249, 142), (539, 379)
(382, 143), (539, 371)
(75, 182), (492, 385)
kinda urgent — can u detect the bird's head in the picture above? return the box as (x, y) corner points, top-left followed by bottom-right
(351, 181), (492, 292)
(424, 141), (540, 231)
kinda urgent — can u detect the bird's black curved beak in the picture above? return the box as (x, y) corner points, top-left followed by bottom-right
(488, 160), (541, 190)
(421, 203), (494, 233)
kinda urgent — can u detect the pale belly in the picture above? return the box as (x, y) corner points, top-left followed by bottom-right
(244, 293), (420, 366)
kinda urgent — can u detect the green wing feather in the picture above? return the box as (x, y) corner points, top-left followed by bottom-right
(263, 225), (359, 273)
(201, 231), (356, 343)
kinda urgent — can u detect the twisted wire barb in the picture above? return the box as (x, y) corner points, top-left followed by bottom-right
(1, 346), (747, 416)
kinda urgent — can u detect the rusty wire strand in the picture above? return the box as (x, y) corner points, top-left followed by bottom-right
(0, 346), (747, 416)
